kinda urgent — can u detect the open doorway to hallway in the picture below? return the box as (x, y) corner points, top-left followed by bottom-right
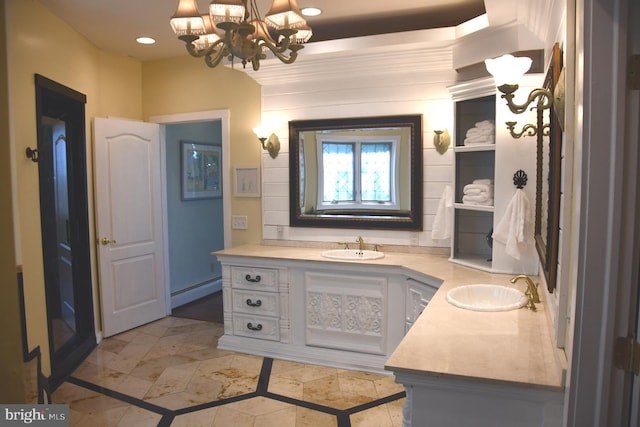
(149, 110), (232, 320)
(165, 121), (225, 310)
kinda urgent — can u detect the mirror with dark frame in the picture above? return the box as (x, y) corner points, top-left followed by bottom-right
(535, 43), (563, 293)
(289, 114), (423, 230)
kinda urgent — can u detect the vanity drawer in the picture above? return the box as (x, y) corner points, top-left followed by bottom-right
(232, 314), (280, 341)
(232, 289), (278, 316)
(231, 266), (278, 291)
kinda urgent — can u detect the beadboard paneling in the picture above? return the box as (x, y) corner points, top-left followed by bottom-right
(255, 41), (459, 247)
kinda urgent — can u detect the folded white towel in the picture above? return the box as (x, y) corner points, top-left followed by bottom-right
(462, 194), (492, 203)
(464, 190), (491, 198)
(463, 183), (493, 197)
(475, 120), (495, 129)
(492, 189), (533, 260)
(464, 135), (495, 145)
(431, 185), (452, 240)
(466, 128), (492, 137)
(473, 179), (493, 185)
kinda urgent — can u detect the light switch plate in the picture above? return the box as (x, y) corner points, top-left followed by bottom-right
(232, 215), (248, 229)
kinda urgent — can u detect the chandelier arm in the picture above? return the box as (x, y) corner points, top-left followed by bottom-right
(254, 38), (300, 64)
(250, 55), (261, 71)
(274, 32), (293, 53)
(184, 38), (226, 58)
(204, 47), (228, 68)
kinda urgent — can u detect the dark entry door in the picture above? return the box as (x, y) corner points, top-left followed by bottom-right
(35, 74), (95, 390)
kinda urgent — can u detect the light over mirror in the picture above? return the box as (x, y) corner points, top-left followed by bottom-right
(289, 114), (423, 230)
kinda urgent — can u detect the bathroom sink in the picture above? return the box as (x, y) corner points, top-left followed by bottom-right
(446, 284), (527, 312)
(321, 249), (385, 261)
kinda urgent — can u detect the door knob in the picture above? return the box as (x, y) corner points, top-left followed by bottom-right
(101, 237), (116, 245)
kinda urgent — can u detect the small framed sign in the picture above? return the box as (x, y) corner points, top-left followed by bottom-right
(234, 166), (260, 197)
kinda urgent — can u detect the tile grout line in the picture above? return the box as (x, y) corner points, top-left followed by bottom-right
(64, 356), (405, 426)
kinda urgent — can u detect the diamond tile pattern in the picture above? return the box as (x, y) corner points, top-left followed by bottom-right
(52, 316), (405, 426)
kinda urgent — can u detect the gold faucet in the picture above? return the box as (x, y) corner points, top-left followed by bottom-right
(510, 274), (540, 311)
(356, 236), (365, 251)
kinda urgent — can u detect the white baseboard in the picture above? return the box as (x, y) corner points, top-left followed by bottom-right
(171, 278), (222, 309)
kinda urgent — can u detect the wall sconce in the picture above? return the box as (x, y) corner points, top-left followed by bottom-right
(484, 53), (565, 139)
(253, 125), (280, 159)
(433, 129), (450, 154)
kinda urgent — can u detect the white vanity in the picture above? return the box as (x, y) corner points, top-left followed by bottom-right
(213, 245), (565, 426)
(214, 245), (438, 373)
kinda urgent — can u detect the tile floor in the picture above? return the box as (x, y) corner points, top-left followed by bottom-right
(52, 316), (405, 426)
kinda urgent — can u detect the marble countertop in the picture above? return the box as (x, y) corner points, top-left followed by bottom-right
(213, 244), (566, 391)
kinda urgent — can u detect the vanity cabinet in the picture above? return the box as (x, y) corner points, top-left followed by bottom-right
(221, 263), (291, 344)
(449, 77), (539, 275)
(215, 252), (440, 374)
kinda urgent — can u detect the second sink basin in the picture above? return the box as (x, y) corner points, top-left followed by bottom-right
(321, 249), (385, 261)
(446, 284), (527, 312)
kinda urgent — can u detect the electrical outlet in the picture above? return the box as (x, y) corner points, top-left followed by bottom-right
(277, 225), (284, 239)
(232, 215), (248, 229)
(410, 232), (419, 246)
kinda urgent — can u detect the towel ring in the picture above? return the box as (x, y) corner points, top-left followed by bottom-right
(513, 170), (527, 189)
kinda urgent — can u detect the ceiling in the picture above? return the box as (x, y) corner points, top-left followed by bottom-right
(37, 0), (486, 62)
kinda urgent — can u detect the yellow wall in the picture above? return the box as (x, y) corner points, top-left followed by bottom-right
(142, 56), (263, 246)
(5, 0), (144, 376)
(3, 0), (262, 383)
(0, 0), (25, 402)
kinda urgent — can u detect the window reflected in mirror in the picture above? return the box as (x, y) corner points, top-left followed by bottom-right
(289, 115), (423, 230)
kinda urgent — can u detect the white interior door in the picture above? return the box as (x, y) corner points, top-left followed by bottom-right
(94, 117), (167, 337)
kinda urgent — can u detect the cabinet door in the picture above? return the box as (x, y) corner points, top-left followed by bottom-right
(405, 279), (437, 333)
(304, 271), (387, 355)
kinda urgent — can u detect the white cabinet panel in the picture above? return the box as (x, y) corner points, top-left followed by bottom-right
(304, 271), (387, 355)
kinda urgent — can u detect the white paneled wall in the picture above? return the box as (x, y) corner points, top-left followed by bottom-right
(249, 34), (476, 249)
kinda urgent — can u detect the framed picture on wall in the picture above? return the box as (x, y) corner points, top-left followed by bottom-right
(181, 141), (222, 200)
(234, 166), (261, 197)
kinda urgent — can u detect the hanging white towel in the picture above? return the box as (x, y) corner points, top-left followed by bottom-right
(492, 189), (533, 260)
(431, 185), (452, 240)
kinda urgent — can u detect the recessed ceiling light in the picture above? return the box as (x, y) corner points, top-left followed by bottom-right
(301, 7), (322, 17)
(136, 37), (156, 45)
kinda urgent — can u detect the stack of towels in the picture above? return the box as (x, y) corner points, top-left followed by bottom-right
(464, 120), (495, 145)
(462, 179), (493, 206)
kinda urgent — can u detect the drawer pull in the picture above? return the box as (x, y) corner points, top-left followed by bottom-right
(246, 298), (262, 307)
(247, 322), (263, 331)
(245, 274), (262, 283)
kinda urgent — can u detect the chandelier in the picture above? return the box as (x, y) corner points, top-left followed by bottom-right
(170, 0), (312, 71)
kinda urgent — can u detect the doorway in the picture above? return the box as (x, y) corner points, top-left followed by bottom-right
(150, 110), (232, 310)
(35, 74), (95, 390)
